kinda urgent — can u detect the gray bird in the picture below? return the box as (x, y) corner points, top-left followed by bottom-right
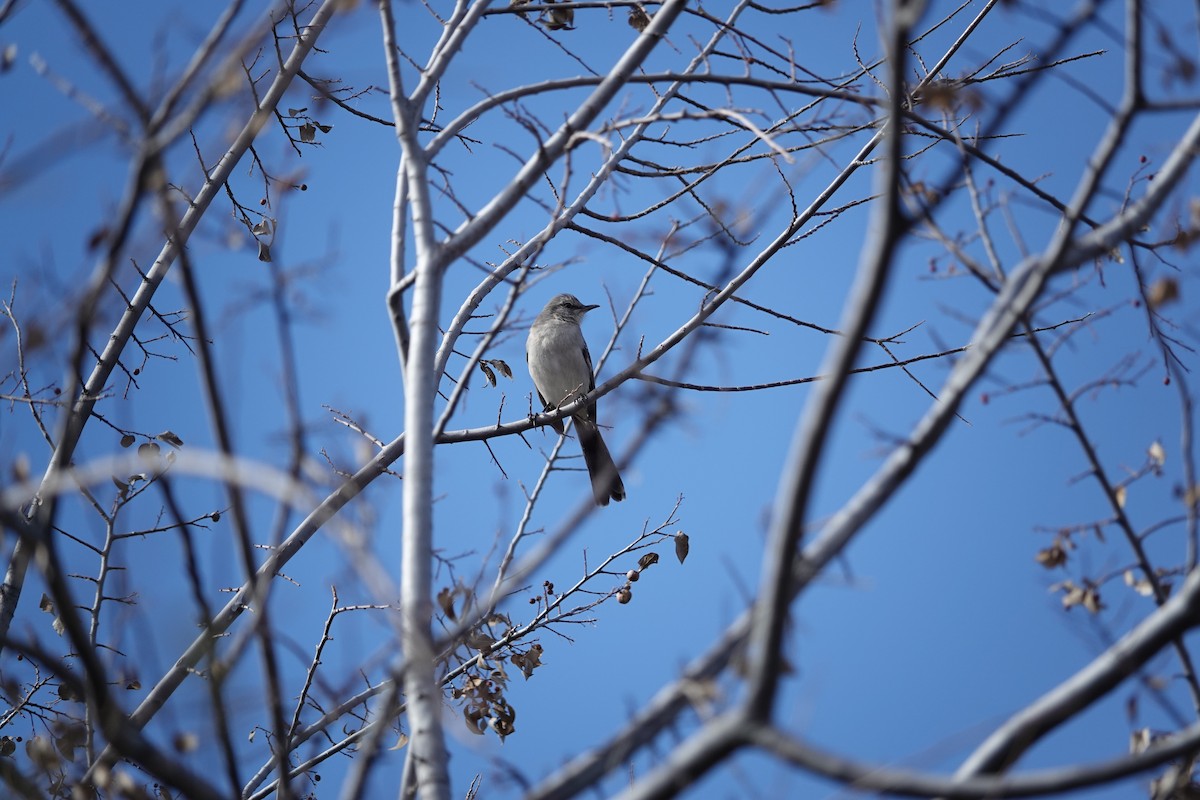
(526, 294), (626, 506)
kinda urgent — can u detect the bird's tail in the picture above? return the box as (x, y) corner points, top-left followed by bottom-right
(576, 422), (625, 506)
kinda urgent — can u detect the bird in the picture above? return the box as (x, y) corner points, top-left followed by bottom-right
(526, 294), (626, 506)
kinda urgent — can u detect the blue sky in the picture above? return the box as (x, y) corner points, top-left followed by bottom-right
(2, 1), (1198, 798)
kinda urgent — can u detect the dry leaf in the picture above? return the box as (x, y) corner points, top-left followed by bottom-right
(674, 531), (690, 564)
(1148, 277), (1180, 309)
(1148, 440), (1166, 472)
(1035, 542), (1067, 569)
(39, 593), (64, 636)
(1114, 485), (1127, 509)
(629, 5), (650, 31)
(637, 552), (659, 570)
(463, 705), (487, 735)
(157, 430), (184, 449)
(173, 732), (199, 754)
(464, 629), (496, 652)
(545, 1), (573, 29)
(1124, 569), (1155, 597)
(437, 586), (457, 620)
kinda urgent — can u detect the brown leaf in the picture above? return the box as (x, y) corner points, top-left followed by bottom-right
(628, 5), (650, 31)
(465, 629), (496, 652)
(544, 1), (573, 29)
(1035, 542), (1067, 569)
(38, 594), (64, 635)
(173, 732), (199, 753)
(637, 552), (659, 570)
(157, 430), (184, 449)
(120, 434), (136, 448)
(491, 700), (516, 741)
(463, 705), (487, 735)
(437, 586), (457, 620)
(674, 531), (690, 564)
(1148, 277), (1180, 309)
(480, 362), (496, 387)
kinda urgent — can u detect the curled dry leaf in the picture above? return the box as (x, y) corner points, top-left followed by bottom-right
(1124, 569), (1156, 597)
(674, 531), (690, 564)
(511, 643), (544, 680)
(1035, 541), (1067, 569)
(119, 434), (135, 448)
(629, 5), (650, 31)
(1147, 276), (1180, 309)
(1148, 439), (1166, 472)
(1114, 485), (1127, 509)
(157, 430), (184, 449)
(173, 732), (199, 754)
(544, 1), (573, 29)
(1056, 580), (1104, 613)
(637, 552), (659, 570)
(464, 629), (496, 652)
(490, 700), (516, 741)
(463, 705), (487, 735)
(39, 593), (64, 636)
(437, 586), (457, 620)
(389, 732), (409, 751)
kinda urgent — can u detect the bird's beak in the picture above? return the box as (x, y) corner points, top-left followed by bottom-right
(582, 303), (600, 312)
